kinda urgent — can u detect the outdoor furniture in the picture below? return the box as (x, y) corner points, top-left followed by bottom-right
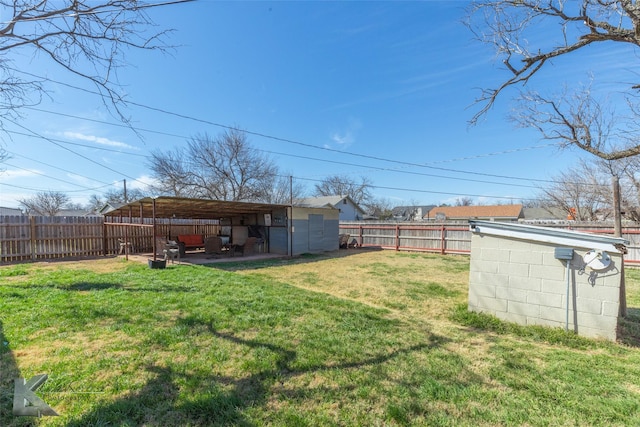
(164, 240), (180, 264)
(234, 236), (258, 257)
(176, 234), (205, 252)
(204, 236), (223, 255)
(155, 236), (169, 257)
(339, 234), (350, 249)
(118, 238), (134, 254)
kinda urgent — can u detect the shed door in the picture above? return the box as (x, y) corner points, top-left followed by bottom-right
(308, 214), (324, 252)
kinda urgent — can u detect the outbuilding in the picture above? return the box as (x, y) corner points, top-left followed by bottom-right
(468, 220), (628, 341)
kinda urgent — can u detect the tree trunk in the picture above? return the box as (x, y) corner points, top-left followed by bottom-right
(612, 175), (627, 317)
(613, 175), (622, 238)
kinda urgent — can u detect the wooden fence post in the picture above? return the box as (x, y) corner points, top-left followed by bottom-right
(30, 216), (36, 261)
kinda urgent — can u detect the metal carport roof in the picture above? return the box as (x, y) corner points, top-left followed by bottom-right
(103, 196), (289, 220)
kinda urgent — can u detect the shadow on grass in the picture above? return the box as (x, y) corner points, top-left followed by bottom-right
(64, 319), (447, 426)
(0, 321), (25, 427)
(208, 247), (385, 272)
(619, 307), (640, 347)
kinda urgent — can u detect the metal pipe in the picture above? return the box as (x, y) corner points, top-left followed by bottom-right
(566, 260), (570, 332)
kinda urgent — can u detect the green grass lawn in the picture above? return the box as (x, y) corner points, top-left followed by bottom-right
(1, 251), (640, 426)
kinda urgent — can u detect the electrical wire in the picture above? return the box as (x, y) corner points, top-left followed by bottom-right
(24, 105), (578, 188)
(6, 75), (610, 201)
(5, 118), (147, 186)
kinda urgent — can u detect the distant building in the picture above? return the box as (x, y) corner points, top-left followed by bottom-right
(521, 207), (570, 224)
(297, 195), (366, 221)
(426, 204), (523, 222)
(0, 206), (23, 216)
(391, 205), (437, 221)
(98, 202), (125, 216)
(55, 209), (99, 217)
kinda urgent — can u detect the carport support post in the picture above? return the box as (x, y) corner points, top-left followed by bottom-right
(152, 198), (157, 261)
(565, 259), (570, 332)
(288, 206), (293, 257)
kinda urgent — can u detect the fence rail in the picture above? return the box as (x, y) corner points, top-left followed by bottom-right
(0, 216), (220, 263)
(3, 216), (640, 265)
(340, 221), (640, 265)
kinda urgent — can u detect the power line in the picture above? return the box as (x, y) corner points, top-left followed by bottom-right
(25, 105), (562, 187)
(19, 77), (560, 184)
(20, 104), (615, 197)
(292, 176), (532, 202)
(6, 118), (147, 186)
(6, 151), (117, 188)
(3, 162), (112, 190)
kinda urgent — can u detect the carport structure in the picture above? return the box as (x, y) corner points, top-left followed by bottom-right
(103, 196), (339, 261)
(104, 196), (291, 261)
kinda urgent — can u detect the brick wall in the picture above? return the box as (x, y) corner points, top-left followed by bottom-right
(468, 233), (622, 341)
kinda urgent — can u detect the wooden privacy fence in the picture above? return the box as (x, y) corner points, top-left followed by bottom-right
(4, 216), (640, 265)
(0, 216), (220, 263)
(340, 221), (640, 265)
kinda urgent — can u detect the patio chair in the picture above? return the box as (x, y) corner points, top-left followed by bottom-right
(118, 238), (134, 255)
(235, 236), (258, 256)
(204, 236), (223, 255)
(155, 236), (168, 257)
(164, 240), (180, 264)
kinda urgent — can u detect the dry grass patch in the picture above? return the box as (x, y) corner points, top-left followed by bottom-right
(231, 250), (469, 327)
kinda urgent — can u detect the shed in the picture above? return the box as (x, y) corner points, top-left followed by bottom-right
(297, 195), (365, 221)
(468, 220), (628, 341)
(103, 196), (339, 257)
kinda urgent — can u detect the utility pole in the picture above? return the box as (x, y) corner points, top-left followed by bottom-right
(123, 179), (128, 203)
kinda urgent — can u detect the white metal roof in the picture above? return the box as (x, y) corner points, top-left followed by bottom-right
(469, 220), (628, 253)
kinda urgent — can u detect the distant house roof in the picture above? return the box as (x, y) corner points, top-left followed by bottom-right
(521, 207), (569, 222)
(297, 195), (365, 214)
(0, 206), (23, 216)
(98, 202), (125, 215)
(55, 209), (98, 217)
(427, 204), (523, 221)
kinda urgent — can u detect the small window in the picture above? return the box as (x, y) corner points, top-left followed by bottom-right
(343, 199), (347, 205)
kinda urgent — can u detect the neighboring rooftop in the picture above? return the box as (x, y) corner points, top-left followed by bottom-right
(0, 206), (23, 216)
(426, 204), (524, 221)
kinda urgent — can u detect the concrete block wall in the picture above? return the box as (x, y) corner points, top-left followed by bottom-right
(468, 233), (623, 341)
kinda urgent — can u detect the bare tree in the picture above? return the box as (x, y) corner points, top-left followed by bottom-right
(467, 1), (640, 237)
(0, 1), (188, 125)
(539, 159), (610, 221)
(454, 197), (474, 207)
(313, 174), (373, 206)
(149, 129), (281, 202)
(365, 196), (395, 220)
(466, 1), (640, 126)
(258, 175), (306, 205)
(19, 190), (70, 216)
(105, 187), (147, 204)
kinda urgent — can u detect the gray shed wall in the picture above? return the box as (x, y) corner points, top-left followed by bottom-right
(292, 218), (339, 255)
(469, 233), (623, 341)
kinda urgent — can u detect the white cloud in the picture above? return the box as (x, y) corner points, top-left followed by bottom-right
(2, 168), (42, 179)
(63, 131), (136, 150)
(330, 131), (354, 146)
(129, 174), (157, 190)
(329, 118), (362, 148)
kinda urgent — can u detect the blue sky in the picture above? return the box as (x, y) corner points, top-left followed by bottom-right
(0, 1), (624, 209)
